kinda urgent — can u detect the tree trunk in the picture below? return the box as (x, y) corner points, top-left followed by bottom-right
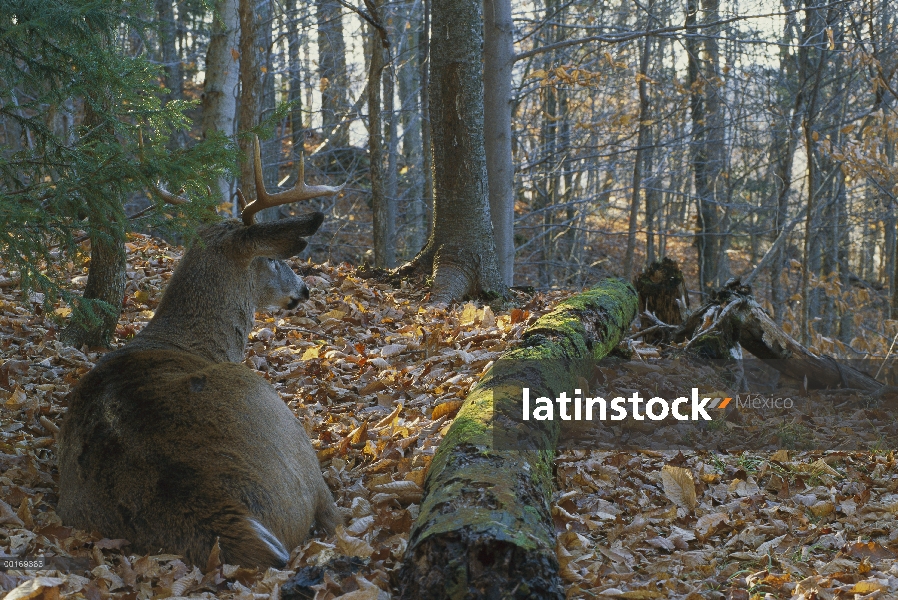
(799, 0), (828, 346)
(156, 0), (183, 103)
(623, 15), (652, 279)
(201, 0), (240, 211)
(397, 279), (638, 599)
(237, 0), (260, 207)
(419, 0), (434, 238)
(686, 0), (718, 293)
(483, 0), (515, 286)
(287, 0), (305, 159)
(368, 6), (395, 268)
(384, 23), (400, 265)
(61, 102), (126, 348)
(399, 0), (505, 302)
(316, 0), (348, 148)
(399, 0), (425, 256)
(702, 0), (727, 286)
(257, 0), (281, 222)
(61, 216), (126, 348)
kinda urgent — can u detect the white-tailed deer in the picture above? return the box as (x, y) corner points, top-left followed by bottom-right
(58, 137), (344, 568)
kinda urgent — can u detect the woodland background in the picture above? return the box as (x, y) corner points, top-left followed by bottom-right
(1, 1), (898, 598)
(1, 0), (897, 356)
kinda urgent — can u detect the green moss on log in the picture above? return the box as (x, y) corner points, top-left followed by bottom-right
(398, 279), (638, 600)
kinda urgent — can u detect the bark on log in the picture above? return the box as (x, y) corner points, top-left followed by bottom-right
(397, 279), (638, 600)
(675, 280), (884, 392)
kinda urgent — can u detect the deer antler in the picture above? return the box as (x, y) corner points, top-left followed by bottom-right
(238, 134), (344, 225)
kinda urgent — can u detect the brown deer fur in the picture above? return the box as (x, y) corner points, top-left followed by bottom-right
(58, 213), (338, 568)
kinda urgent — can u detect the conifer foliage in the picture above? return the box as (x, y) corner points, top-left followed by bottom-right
(0, 0), (230, 345)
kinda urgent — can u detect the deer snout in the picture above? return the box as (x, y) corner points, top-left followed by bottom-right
(286, 285), (310, 309)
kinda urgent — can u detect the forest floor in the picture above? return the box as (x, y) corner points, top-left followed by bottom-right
(0, 233), (897, 600)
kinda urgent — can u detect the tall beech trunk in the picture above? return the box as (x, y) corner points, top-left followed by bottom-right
(418, 0), (434, 237)
(368, 5), (395, 269)
(399, 0), (425, 255)
(398, 0), (505, 302)
(287, 1), (305, 158)
(257, 0), (280, 222)
(316, 0), (348, 148)
(398, 279), (638, 599)
(686, 0), (719, 292)
(483, 0), (515, 286)
(623, 15), (652, 279)
(237, 0), (259, 207)
(201, 0), (239, 210)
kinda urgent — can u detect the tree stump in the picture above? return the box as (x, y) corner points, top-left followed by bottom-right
(634, 257), (688, 343)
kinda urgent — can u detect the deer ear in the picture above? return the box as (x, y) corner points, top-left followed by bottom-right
(239, 212), (323, 259)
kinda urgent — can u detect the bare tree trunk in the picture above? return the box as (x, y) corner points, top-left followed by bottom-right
(623, 14), (652, 279)
(287, 0), (305, 159)
(483, 0), (515, 286)
(237, 0), (260, 206)
(384, 25), (400, 263)
(399, 0), (425, 256)
(156, 0), (183, 103)
(201, 0), (239, 210)
(398, 0), (505, 302)
(686, 0), (718, 292)
(419, 0), (434, 239)
(257, 0), (280, 222)
(368, 6), (395, 268)
(799, 0), (828, 346)
(703, 0), (728, 286)
(317, 0), (348, 148)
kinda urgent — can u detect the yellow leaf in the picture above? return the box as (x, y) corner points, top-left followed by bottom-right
(850, 581), (885, 594)
(301, 346), (320, 360)
(529, 69), (547, 79)
(460, 303), (478, 326)
(770, 449), (789, 462)
(53, 307), (72, 317)
(432, 400), (463, 420)
(320, 309), (347, 321)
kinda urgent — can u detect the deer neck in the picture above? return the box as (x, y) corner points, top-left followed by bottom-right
(135, 254), (255, 363)
(138, 306), (253, 363)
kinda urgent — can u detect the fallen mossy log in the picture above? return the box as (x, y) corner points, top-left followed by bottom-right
(397, 279), (638, 600)
(675, 280), (884, 392)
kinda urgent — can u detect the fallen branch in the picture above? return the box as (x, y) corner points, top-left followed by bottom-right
(675, 280), (884, 392)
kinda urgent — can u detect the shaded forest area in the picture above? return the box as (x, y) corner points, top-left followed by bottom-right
(2, 0), (896, 355)
(2, 0), (898, 598)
